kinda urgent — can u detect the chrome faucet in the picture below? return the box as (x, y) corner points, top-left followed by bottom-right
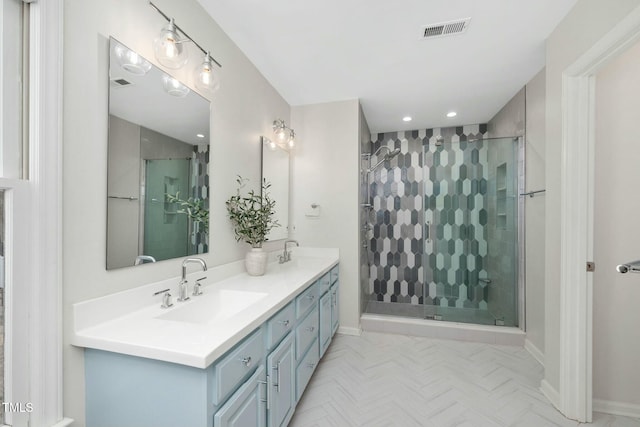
(134, 255), (156, 265)
(279, 240), (299, 264)
(178, 258), (208, 302)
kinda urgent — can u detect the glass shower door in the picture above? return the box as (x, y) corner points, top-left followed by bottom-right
(423, 137), (519, 326)
(143, 159), (191, 261)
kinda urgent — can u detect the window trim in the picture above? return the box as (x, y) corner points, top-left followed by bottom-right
(21, 0), (68, 425)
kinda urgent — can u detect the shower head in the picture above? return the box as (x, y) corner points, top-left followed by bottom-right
(384, 148), (401, 160)
(367, 147), (401, 173)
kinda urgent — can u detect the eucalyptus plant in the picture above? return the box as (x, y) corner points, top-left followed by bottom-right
(226, 176), (280, 248)
(165, 192), (209, 233)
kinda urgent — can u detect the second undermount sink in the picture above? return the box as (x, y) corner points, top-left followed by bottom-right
(156, 289), (268, 325)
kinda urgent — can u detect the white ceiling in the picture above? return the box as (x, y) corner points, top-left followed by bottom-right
(196, 0), (577, 133)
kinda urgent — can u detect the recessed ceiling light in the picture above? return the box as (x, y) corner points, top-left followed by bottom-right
(446, 111), (457, 118)
(402, 116), (412, 122)
(196, 133), (205, 138)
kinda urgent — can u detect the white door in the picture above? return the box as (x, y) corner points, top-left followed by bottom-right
(592, 37), (640, 413)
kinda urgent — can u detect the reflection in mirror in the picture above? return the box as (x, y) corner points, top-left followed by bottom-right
(261, 137), (289, 241)
(107, 38), (210, 270)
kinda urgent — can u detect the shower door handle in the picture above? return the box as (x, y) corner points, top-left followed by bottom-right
(616, 260), (640, 273)
(426, 221), (434, 243)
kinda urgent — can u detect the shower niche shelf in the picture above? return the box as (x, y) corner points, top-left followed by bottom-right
(496, 163), (507, 230)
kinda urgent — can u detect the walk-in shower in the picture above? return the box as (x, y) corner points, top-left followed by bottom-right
(360, 126), (524, 329)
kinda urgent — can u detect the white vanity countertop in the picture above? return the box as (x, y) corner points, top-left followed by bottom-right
(72, 247), (339, 369)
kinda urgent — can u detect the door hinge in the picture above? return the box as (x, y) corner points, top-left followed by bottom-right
(586, 262), (595, 272)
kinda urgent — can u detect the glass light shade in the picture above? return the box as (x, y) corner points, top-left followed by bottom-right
(114, 42), (152, 76)
(275, 126), (287, 141)
(153, 20), (188, 69)
(162, 75), (190, 97)
(194, 54), (221, 94)
(287, 130), (295, 148)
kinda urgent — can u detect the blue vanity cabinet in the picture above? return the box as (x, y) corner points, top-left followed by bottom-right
(319, 291), (332, 357)
(295, 339), (320, 402)
(331, 280), (340, 335)
(84, 262), (340, 427)
(266, 333), (295, 427)
(212, 329), (265, 405)
(214, 365), (266, 427)
(319, 268), (338, 357)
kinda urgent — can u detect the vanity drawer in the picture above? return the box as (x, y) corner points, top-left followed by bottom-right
(212, 329), (265, 405)
(266, 301), (295, 350)
(330, 264), (339, 284)
(296, 339), (319, 402)
(295, 305), (319, 360)
(317, 272), (331, 296)
(295, 282), (318, 319)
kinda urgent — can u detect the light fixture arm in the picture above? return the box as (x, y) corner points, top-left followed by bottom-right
(149, 1), (222, 68)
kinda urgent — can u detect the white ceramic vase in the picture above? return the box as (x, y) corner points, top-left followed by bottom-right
(245, 247), (268, 276)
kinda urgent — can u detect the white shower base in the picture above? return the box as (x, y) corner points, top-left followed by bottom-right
(361, 313), (525, 346)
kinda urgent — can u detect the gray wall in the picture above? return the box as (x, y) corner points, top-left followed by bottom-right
(486, 72), (547, 352)
(290, 100), (361, 333)
(63, 0), (290, 424)
(524, 69), (546, 358)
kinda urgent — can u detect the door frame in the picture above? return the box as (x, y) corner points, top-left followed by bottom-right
(558, 5), (640, 422)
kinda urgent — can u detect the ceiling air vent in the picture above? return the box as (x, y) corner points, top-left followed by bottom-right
(110, 78), (133, 88)
(421, 17), (471, 40)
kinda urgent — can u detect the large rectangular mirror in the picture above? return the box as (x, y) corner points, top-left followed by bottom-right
(107, 37), (210, 270)
(261, 137), (289, 241)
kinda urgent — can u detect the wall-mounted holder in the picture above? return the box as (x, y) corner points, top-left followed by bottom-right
(305, 203), (320, 218)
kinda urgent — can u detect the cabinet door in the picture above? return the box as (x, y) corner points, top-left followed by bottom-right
(331, 281), (339, 335)
(214, 366), (266, 427)
(267, 333), (295, 427)
(319, 292), (332, 357)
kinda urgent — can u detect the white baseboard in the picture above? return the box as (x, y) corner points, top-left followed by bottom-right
(51, 418), (74, 427)
(594, 398), (640, 419)
(524, 339), (544, 367)
(337, 326), (362, 336)
(540, 380), (561, 411)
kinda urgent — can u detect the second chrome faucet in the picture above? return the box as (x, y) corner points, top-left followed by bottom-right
(178, 258), (208, 302)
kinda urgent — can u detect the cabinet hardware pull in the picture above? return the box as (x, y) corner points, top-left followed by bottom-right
(266, 376), (272, 410)
(306, 294), (315, 301)
(273, 362), (281, 393)
(306, 326), (315, 333)
(258, 379), (269, 409)
(307, 362), (316, 369)
(240, 356), (252, 367)
(278, 319), (290, 327)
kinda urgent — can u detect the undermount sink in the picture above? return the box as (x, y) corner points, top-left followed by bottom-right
(156, 289), (268, 324)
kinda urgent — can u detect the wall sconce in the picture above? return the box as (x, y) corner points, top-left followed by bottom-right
(149, 1), (222, 94)
(272, 119), (296, 148)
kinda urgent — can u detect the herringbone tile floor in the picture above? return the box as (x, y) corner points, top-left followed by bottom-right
(290, 332), (640, 427)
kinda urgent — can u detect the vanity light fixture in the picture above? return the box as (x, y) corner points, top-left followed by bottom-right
(196, 133), (205, 139)
(162, 75), (190, 97)
(263, 137), (278, 151)
(194, 52), (221, 94)
(446, 111), (457, 118)
(403, 116), (412, 122)
(272, 119), (296, 149)
(149, 1), (222, 93)
(113, 41), (152, 76)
